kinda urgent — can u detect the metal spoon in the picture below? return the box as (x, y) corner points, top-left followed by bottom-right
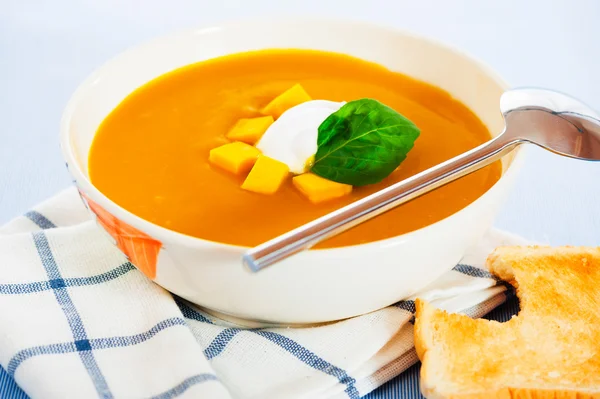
(243, 88), (600, 272)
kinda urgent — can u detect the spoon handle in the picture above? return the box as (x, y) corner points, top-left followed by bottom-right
(243, 134), (521, 272)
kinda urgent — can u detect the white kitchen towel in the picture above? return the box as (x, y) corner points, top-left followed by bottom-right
(0, 188), (527, 399)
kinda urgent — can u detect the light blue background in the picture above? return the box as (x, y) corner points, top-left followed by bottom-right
(2, 0), (599, 245)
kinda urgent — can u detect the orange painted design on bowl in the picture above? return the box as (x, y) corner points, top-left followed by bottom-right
(79, 191), (161, 279)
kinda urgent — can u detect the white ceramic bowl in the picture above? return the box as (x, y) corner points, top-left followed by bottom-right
(60, 18), (523, 325)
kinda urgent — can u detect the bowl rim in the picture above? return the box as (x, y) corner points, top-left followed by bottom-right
(59, 16), (525, 254)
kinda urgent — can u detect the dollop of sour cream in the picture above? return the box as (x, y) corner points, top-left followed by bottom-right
(256, 100), (345, 174)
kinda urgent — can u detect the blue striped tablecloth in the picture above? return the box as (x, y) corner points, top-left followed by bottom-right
(0, 297), (520, 399)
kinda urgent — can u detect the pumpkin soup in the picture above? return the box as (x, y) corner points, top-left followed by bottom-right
(89, 49), (501, 248)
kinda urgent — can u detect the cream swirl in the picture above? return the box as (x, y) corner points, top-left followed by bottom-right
(256, 100), (344, 174)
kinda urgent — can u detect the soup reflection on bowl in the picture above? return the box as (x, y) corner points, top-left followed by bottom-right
(61, 18), (523, 324)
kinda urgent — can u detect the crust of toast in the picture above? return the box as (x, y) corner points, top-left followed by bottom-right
(415, 246), (600, 399)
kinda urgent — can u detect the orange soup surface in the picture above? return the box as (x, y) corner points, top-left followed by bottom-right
(89, 50), (501, 248)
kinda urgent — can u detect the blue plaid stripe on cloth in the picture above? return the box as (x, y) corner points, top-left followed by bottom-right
(0, 188), (526, 398)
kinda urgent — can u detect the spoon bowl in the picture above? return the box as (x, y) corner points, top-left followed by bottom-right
(501, 88), (600, 161)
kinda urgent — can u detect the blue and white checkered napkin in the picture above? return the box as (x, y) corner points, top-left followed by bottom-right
(0, 188), (527, 399)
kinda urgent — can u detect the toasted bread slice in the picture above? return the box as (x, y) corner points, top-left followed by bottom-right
(415, 246), (600, 399)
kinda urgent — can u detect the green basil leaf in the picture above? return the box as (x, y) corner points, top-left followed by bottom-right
(311, 98), (420, 186)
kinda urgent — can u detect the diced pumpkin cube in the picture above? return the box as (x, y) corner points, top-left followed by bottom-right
(226, 116), (274, 145)
(242, 155), (290, 194)
(292, 173), (352, 204)
(261, 84), (312, 119)
(209, 142), (261, 175)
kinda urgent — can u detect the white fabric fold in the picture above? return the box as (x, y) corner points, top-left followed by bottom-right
(0, 188), (527, 399)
